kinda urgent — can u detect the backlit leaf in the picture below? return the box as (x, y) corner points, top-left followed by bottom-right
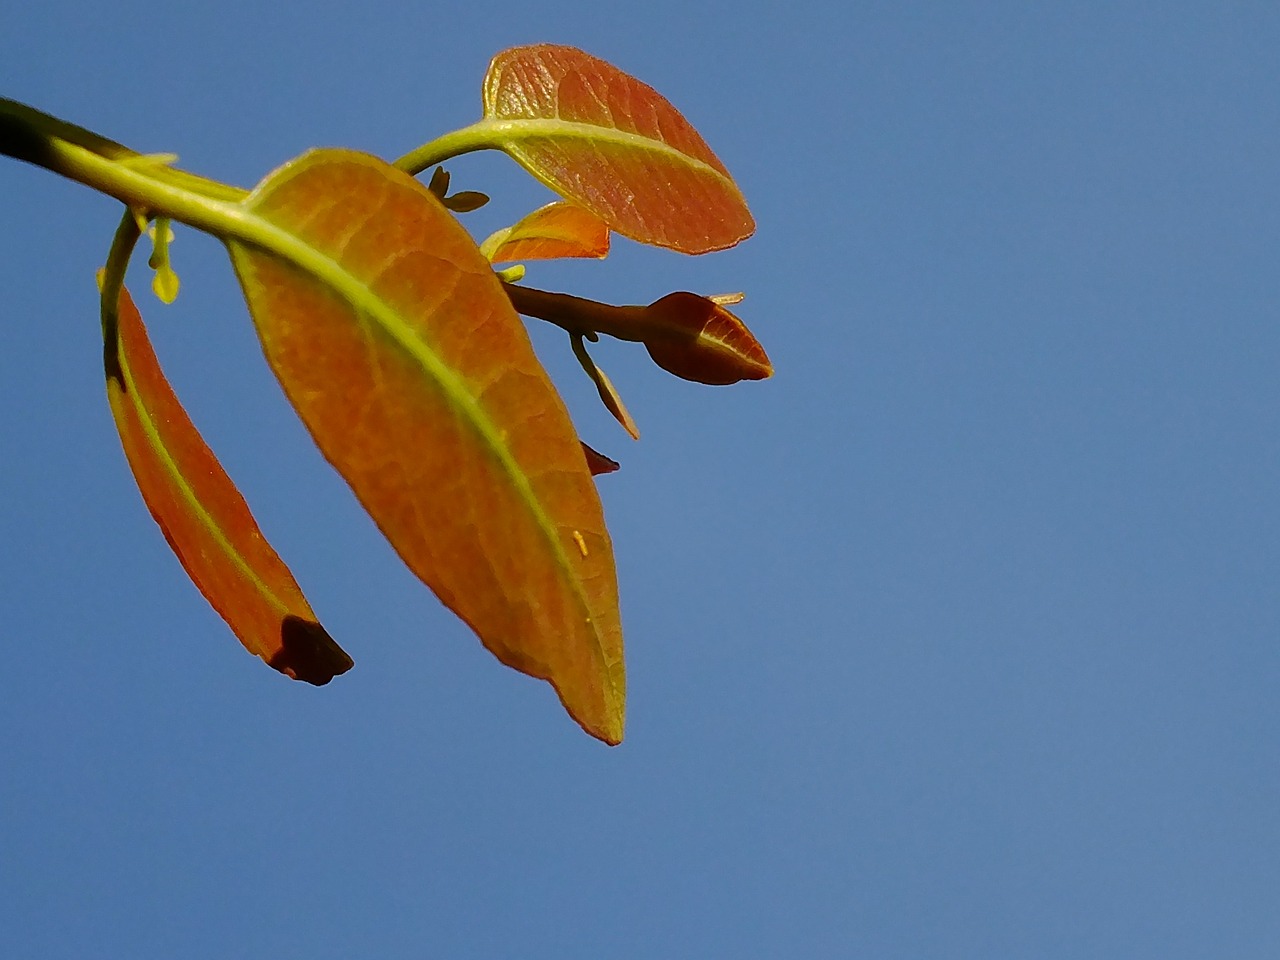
(481, 201), (610, 263)
(482, 44), (754, 254)
(104, 285), (352, 685)
(226, 148), (625, 743)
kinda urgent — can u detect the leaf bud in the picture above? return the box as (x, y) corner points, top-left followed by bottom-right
(639, 293), (772, 385)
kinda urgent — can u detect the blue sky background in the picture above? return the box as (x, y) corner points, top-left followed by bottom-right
(3, 2), (1279, 957)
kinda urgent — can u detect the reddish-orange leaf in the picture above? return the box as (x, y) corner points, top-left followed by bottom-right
(483, 44), (754, 254)
(104, 285), (352, 685)
(640, 292), (774, 385)
(482, 201), (610, 263)
(226, 149), (625, 743)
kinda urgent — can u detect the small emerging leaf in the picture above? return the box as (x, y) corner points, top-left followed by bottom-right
(441, 190), (489, 213)
(427, 166), (489, 212)
(147, 217), (180, 303)
(482, 201), (610, 263)
(226, 149), (625, 743)
(571, 333), (640, 439)
(483, 44), (754, 254)
(104, 285), (352, 684)
(641, 292), (773, 385)
(427, 165), (450, 197)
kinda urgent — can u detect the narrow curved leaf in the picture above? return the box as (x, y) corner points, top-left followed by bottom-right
(105, 285), (352, 684)
(226, 149), (625, 743)
(481, 201), (610, 263)
(570, 333), (640, 439)
(483, 44), (754, 254)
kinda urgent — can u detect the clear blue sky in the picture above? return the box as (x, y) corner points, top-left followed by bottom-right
(3, 2), (1279, 957)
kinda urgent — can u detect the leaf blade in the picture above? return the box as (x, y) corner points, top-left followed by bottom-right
(482, 201), (610, 263)
(226, 149), (625, 743)
(483, 44), (754, 254)
(105, 285), (352, 684)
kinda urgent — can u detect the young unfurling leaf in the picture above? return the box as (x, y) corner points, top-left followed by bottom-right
(441, 190), (489, 213)
(426, 165), (489, 212)
(482, 44), (754, 254)
(226, 149), (626, 744)
(147, 218), (180, 303)
(104, 285), (352, 684)
(481, 201), (610, 264)
(638, 292), (773, 385)
(427, 165), (450, 198)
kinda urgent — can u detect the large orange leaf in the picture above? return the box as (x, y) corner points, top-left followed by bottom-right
(482, 44), (754, 254)
(225, 149), (625, 743)
(105, 285), (352, 684)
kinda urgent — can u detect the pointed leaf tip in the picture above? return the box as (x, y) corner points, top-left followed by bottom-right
(483, 44), (754, 254)
(105, 286), (352, 685)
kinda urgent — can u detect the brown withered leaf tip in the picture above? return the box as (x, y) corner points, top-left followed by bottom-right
(269, 615), (354, 685)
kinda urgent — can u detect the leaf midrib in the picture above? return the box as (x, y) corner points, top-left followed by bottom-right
(476, 117), (733, 184)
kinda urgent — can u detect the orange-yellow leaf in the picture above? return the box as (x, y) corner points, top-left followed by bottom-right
(483, 44), (754, 254)
(226, 149), (625, 744)
(482, 201), (610, 263)
(104, 286), (352, 685)
(640, 292), (774, 385)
